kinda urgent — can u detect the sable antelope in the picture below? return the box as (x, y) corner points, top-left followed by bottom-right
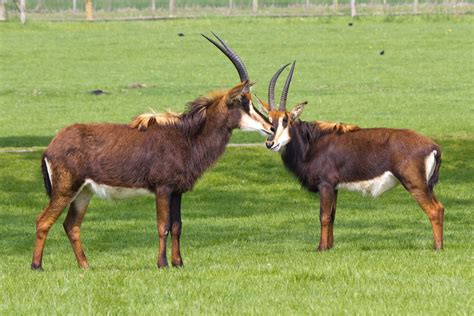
(32, 33), (272, 270)
(259, 62), (444, 251)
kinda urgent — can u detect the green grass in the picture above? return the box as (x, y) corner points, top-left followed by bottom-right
(0, 16), (473, 314)
(0, 143), (472, 314)
(1, 16), (473, 147)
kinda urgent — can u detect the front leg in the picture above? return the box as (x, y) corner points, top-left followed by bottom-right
(155, 187), (172, 268)
(170, 192), (183, 267)
(317, 182), (336, 251)
(328, 190), (338, 249)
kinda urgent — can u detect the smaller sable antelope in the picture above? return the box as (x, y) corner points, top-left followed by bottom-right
(259, 62), (444, 250)
(32, 33), (272, 270)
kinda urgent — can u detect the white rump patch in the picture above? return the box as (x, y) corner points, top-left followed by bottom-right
(336, 171), (399, 197)
(425, 150), (437, 183)
(81, 179), (152, 200)
(44, 157), (53, 189)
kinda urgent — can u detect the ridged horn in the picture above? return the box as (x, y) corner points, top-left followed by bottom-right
(268, 63), (290, 111)
(202, 33), (249, 85)
(279, 61), (296, 111)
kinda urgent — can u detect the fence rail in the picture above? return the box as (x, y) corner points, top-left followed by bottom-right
(1, 0), (473, 23)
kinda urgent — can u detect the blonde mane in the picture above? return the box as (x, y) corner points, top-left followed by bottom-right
(129, 111), (181, 130)
(315, 121), (360, 134)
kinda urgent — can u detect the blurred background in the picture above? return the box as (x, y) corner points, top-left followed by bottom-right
(1, 0), (473, 23)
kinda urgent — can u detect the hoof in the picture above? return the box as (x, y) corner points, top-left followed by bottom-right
(157, 261), (169, 269)
(172, 261), (184, 268)
(31, 263), (43, 271)
(317, 246), (330, 252)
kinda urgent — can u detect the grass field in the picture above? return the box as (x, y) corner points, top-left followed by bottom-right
(1, 16), (473, 314)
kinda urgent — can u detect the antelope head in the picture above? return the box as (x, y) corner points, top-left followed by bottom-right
(256, 61), (307, 151)
(202, 33), (272, 136)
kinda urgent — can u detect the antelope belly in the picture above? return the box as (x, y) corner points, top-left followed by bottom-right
(84, 179), (152, 200)
(336, 171), (399, 197)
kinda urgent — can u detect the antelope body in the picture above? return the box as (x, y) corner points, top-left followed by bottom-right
(261, 62), (445, 251)
(32, 34), (272, 270)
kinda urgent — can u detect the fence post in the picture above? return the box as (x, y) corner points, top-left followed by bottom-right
(350, 0), (356, 17)
(383, 0), (387, 13)
(0, 0), (7, 21)
(305, 0), (310, 9)
(413, 0), (418, 14)
(169, 0), (176, 15)
(252, 0), (258, 14)
(85, 0), (93, 20)
(333, 0), (338, 13)
(72, 0), (77, 14)
(151, 0), (156, 13)
(34, 0), (43, 12)
(17, 0), (27, 24)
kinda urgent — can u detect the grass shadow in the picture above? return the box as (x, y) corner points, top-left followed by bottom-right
(0, 136), (53, 148)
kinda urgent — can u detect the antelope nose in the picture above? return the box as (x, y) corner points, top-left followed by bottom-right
(265, 141), (274, 149)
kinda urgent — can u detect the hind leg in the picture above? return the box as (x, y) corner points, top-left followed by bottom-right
(63, 189), (93, 269)
(32, 195), (73, 270)
(401, 168), (444, 250)
(409, 189), (444, 250)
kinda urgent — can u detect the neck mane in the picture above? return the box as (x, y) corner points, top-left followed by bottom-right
(131, 91), (234, 190)
(130, 90), (228, 137)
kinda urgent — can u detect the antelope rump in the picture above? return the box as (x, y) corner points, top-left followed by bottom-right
(32, 33), (272, 270)
(260, 62), (444, 251)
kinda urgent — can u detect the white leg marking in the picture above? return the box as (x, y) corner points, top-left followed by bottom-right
(337, 171), (399, 197)
(44, 157), (53, 189)
(425, 150), (437, 183)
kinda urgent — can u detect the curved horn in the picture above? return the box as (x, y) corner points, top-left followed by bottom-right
(279, 61), (296, 111)
(268, 63), (290, 110)
(201, 33), (249, 83)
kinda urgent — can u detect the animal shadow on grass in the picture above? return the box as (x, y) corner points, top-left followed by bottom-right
(0, 136), (53, 148)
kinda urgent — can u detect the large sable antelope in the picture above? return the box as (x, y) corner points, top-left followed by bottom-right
(32, 33), (272, 270)
(259, 62), (444, 251)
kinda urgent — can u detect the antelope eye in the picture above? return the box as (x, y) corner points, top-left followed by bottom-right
(270, 127), (276, 133)
(282, 117), (288, 124)
(241, 97), (250, 113)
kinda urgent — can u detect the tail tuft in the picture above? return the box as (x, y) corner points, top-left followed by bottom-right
(41, 155), (52, 198)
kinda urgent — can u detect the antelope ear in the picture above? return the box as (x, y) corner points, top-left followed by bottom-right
(290, 102), (307, 120)
(254, 94), (270, 113)
(228, 80), (253, 100)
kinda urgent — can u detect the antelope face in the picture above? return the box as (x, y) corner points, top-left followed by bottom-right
(265, 104), (305, 151)
(238, 93), (273, 136)
(202, 32), (272, 136)
(256, 61), (306, 152)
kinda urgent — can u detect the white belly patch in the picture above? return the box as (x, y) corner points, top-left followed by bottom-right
(336, 171), (399, 197)
(81, 179), (152, 200)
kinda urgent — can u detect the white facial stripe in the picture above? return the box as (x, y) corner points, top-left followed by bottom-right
(239, 101), (270, 135)
(239, 112), (268, 136)
(271, 117), (291, 150)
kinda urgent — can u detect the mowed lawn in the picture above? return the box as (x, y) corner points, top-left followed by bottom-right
(0, 16), (473, 314)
